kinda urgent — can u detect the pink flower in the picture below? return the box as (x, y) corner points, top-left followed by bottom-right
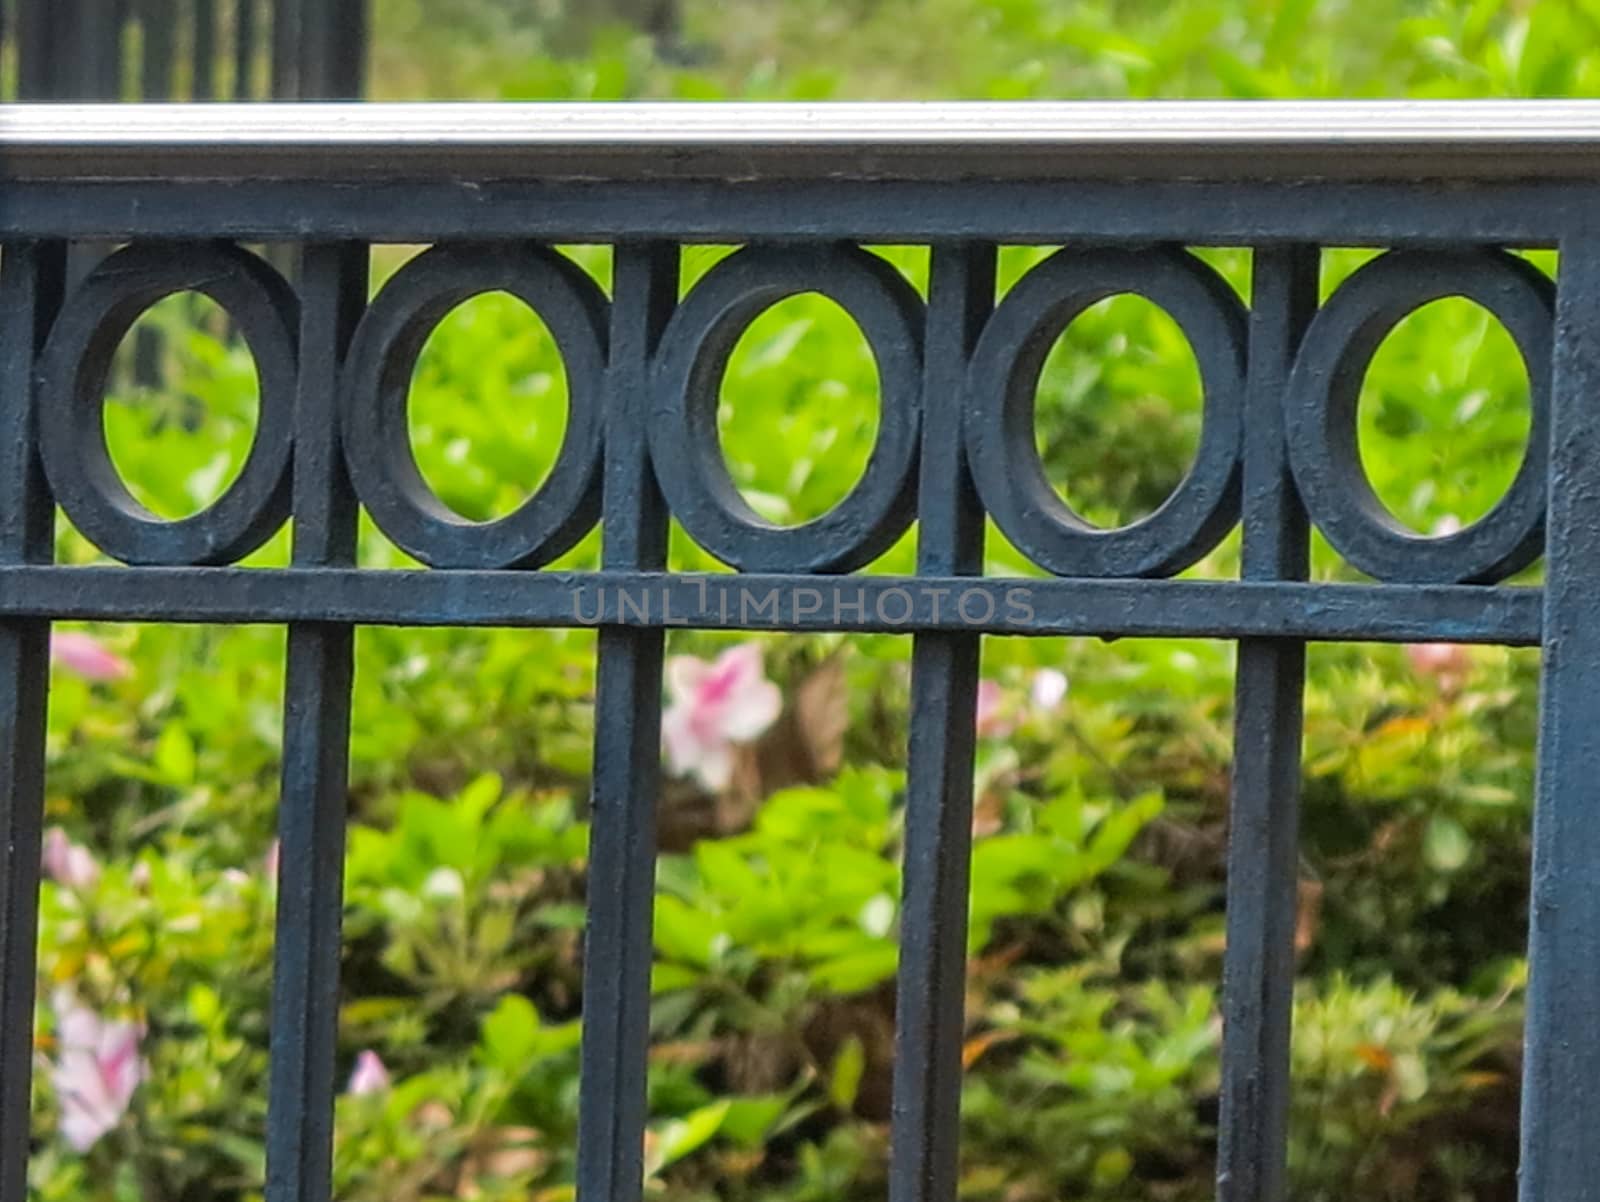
(1407, 641), (1472, 685)
(661, 644), (782, 791)
(42, 828), (100, 891)
(975, 680), (1011, 737)
(263, 839), (280, 887)
(50, 633), (130, 683)
(347, 1050), (391, 1096)
(1405, 516), (1471, 686)
(976, 670), (1068, 738)
(50, 990), (144, 1153)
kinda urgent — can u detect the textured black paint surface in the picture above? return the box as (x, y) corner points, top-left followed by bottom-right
(889, 243), (992, 1202)
(264, 243), (367, 1202)
(575, 243), (677, 1202)
(1522, 230), (1600, 1202)
(1217, 245), (1317, 1202)
(0, 240), (64, 1202)
(0, 153), (1584, 1202)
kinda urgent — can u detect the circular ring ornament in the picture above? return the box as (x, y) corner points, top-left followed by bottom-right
(1285, 248), (1553, 584)
(648, 245), (925, 573)
(341, 244), (608, 569)
(37, 242), (298, 566)
(965, 245), (1249, 578)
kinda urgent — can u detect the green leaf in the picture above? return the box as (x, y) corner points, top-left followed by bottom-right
(1424, 815), (1473, 873)
(154, 722), (197, 786)
(809, 944), (899, 994)
(654, 894), (719, 966)
(653, 1100), (729, 1169)
(828, 1036), (866, 1111)
(480, 994), (542, 1069)
(651, 962), (701, 994)
(718, 1094), (792, 1148)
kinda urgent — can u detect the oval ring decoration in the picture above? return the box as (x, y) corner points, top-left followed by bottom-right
(648, 245), (925, 574)
(965, 245), (1249, 578)
(341, 244), (608, 570)
(1285, 248), (1553, 584)
(37, 242), (299, 566)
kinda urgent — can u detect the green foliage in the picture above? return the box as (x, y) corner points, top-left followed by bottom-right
(26, 1), (1568, 1199)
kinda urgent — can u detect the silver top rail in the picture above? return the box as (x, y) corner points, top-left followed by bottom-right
(5, 100), (1600, 181)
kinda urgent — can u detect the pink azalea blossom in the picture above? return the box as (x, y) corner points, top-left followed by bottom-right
(1407, 640), (1472, 685)
(1405, 516), (1470, 686)
(661, 644), (782, 791)
(50, 632), (130, 683)
(977, 670), (1068, 738)
(50, 990), (144, 1153)
(347, 1050), (391, 1096)
(42, 827), (100, 891)
(975, 679), (1012, 737)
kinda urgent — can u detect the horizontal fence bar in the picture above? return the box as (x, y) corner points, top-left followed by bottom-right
(0, 567), (1542, 644)
(0, 177), (1583, 246)
(12, 101), (1600, 181)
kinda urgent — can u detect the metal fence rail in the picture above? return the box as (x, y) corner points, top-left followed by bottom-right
(1, 101), (1596, 1202)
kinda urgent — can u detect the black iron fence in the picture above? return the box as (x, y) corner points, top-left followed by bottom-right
(3, 0), (364, 101)
(0, 101), (1595, 1202)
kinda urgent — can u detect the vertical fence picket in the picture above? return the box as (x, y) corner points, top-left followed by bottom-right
(263, 242), (367, 1202)
(1216, 246), (1318, 1202)
(574, 243), (678, 1202)
(0, 240), (65, 1202)
(888, 242), (994, 1202)
(1521, 230), (1600, 1202)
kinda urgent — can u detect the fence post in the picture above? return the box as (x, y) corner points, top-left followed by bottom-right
(575, 243), (678, 1202)
(1520, 228), (1600, 1202)
(263, 243), (368, 1202)
(0, 241), (66, 1202)
(888, 242), (993, 1202)
(1216, 245), (1318, 1202)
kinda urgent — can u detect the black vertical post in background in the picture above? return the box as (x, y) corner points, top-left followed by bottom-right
(92, 0), (126, 98)
(574, 243), (677, 1202)
(1520, 230), (1600, 1201)
(140, 0), (176, 97)
(18, 0), (109, 100)
(888, 242), (994, 1202)
(297, 0), (328, 102)
(193, 0), (217, 100)
(330, 0), (367, 99)
(16, 0), (65, 98)
(1215, 245), (1318, 1202)
(263, 243), (367, 1202)
(10, 0), (366, 101)
(299, 0), (367, 99)
(234, 0), (257, 99)
(0, 241), (66, 1202)
(270, 0), (300, 99)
